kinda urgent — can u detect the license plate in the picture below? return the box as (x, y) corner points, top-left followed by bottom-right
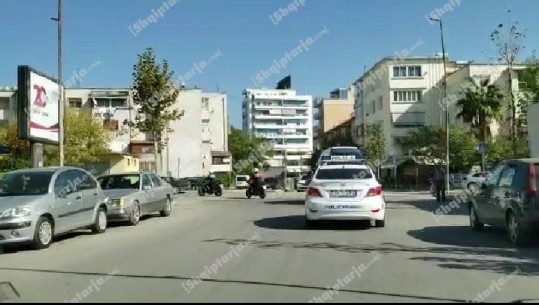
(324, 205), (361, 210)
(330, 190), (357, 198)
(331, 155), (355, 161)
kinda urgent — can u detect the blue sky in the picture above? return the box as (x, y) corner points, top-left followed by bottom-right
(1, 0), (538, 127)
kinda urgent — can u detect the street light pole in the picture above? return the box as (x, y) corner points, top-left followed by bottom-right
(431, 17), (450, 191)
(52, 0), (64, 166)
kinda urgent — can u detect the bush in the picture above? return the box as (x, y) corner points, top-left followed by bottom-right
(216, 172), (232, 188)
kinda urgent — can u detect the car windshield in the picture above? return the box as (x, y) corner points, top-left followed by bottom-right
(237, 176), (248, 182)
(0, 171), (53, 196)
(315, 168), (373, 180)
(98, 174), (140, 190)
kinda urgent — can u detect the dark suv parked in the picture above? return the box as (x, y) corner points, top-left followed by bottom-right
(469, 158), (539, 246)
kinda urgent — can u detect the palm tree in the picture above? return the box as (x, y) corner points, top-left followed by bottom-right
(456, 78), (505, 143)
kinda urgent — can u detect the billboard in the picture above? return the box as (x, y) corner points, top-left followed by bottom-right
(17, 66), (61, 144)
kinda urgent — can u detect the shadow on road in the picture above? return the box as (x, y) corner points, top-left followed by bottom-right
(407, 225), (539, 276)
(0, 267), (470, 302)
(253, 215), (371, 231)
(264, 199), (304, 205)
(0, 215), (162, 255)
(385, 196), (469, 216)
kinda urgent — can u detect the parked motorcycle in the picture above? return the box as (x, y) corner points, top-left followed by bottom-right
(198, 179), (223, 197)
(246, 180), (267, 199)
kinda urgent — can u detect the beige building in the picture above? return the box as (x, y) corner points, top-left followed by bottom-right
(313, 87), (355, 149)
(445, 63), (527, 139)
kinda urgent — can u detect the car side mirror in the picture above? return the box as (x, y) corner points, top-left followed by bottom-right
(143, 185), (152, 191)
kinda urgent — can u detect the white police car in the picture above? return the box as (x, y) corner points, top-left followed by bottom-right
(305, 163), (385, 228)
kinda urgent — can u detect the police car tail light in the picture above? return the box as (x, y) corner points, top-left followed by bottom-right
(366, 186), (382, 197)
(306, 187), (322, 197)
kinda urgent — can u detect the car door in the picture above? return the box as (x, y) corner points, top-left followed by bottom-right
(53, 170), (84, 234)
(140, 174), (155, 214)
(491, 165), (518, 227)
(474, 163), (506, 225)
(149, 174), (167, 212)
(74, 169), (101, 227)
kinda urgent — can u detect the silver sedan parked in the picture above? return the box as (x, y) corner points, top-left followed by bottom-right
(0, 167), (109, 250)
(97, 172), (173, 226)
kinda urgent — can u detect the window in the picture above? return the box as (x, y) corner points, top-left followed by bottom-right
(0, 97), (10, 110)
(393, 91), (422, 102)
(150, 174), (162, 187)
(485, 164), (506, 187)
(378, 97), (383, 110)
(393, 66), (422, 78)
(408, 66), (422, 77)
(371, 100), (376, 114)
(393, 66), (407, 77)
(498, 167), (516, 188)
(75, 170), (97, 191)
(141, 174), (152, 188)
(97, 174), (140, 190)
(0, 171), (54, 196)
(68, 98), (82, 108)
(315, 168), (373, 180)
(94, 98), (127, 108)
(140, 162), (155, 171)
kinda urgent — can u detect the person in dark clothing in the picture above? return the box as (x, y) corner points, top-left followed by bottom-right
(249, 168), (262, 191)
(432, 165), (447, 202)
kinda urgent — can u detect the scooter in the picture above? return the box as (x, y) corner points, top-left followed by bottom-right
(246, 181), (267, 199)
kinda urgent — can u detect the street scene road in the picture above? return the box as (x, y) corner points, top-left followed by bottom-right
(2, 191), (539, 303)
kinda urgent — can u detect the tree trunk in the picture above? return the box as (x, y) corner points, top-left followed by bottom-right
(509, 67), (518, 157)
(153, 131), (159, 175)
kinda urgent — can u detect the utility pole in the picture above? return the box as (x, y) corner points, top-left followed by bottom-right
(430, 17), (451, 191)
(51, 0), (64, 166)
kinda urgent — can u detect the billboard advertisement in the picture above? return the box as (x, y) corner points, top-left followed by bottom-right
(17, 66), (61, 144)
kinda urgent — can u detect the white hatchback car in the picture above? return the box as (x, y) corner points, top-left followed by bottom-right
(305, 164), (385, 228)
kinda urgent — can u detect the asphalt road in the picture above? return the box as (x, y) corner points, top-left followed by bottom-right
(2, 190), (539, 303)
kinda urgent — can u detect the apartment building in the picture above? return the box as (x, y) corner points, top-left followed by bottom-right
(353, 55), (460, 158)
(0, 86), (230, 178)
(0, 87), (17, 126)
(314, 87), (355, 149)
(242, 89), (313, 173)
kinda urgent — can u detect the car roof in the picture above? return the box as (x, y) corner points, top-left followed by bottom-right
(510, 158), (539, 164)
(6, 166), (83, 175)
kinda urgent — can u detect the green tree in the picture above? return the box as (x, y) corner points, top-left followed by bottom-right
(0, 122), (31, 172)
(404, 126), (479, 172)
(45, 109), (110, 166)
(456, 78), (504, 143)
(364, 123), (385, 175)
(125, 48), (184, 174)
(486, 136), (530, 163)
(448, 126), (480, 172)
(229, 128), (272, 174)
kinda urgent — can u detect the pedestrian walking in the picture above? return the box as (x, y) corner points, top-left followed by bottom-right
(432, 165), (447, 202)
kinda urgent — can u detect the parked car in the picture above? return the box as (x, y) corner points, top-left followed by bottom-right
(462, 171), (490, 191)
(235, 175), (250, 189)
(97, 172), (173, 226)
(160, 176), (181, 194)
(296, 172), (312, 192)
(0, 167), (109, 249)
(469, 159), (539, 246)
(305, 163), (385, 228)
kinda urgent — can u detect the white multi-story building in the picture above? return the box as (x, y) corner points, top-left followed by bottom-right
(0, 86), (230, 178)
(352, 55), (460, 158)
(242, 89), (313, 173)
